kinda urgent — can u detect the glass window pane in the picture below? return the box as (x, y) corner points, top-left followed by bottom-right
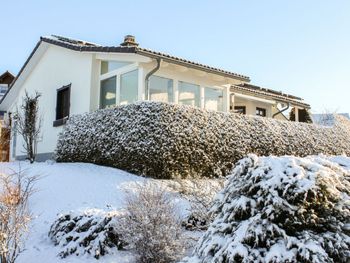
(149, 76), (173, 102)
(205, 87), (224, 111)
(101, 61), (132, 75)
(120, 70), (138, 105)
(100, 76), (116, 109)
(178, 81), (200, 107)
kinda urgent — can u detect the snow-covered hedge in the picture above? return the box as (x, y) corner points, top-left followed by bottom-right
(48, 210), (125, 259)
(181, 155), (350, 263)
(55, 102), (350, 179)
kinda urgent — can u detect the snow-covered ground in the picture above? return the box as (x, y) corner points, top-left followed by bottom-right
(0, 161), (185, 263)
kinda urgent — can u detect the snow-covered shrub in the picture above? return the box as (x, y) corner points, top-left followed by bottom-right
(56, 102), (350, 179)
(48, 210), (125, 259)
(173, 179), (225, 231)
(181, 154), (350, 263)
(118, 182), (184, 263)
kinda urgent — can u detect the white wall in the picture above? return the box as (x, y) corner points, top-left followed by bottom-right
(234, 96), (274, 117)
(9, 45), (93, 159)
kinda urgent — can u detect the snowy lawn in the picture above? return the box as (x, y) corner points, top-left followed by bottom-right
(0, 161), (192, 263)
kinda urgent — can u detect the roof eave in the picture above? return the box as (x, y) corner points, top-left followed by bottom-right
(231, 86), (310, 109)
(136, 49), (250, 82)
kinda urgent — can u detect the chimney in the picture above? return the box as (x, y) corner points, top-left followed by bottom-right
(120, 35), (139, 47)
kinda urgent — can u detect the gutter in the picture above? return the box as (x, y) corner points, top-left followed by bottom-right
(272, 102), (290, 120)
(144, 58), (161, 100)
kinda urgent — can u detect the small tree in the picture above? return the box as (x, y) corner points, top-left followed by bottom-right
(0, 169), (37, 263)
(118, 182), (185, 263)
(15, 92), (41, 163)
(289, 107), (313, 123)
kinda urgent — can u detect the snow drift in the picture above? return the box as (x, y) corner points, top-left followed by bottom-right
(181, 155), (350, 263)
(55, 102), (350, 179)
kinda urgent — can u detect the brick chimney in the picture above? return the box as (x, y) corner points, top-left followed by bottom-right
(120, 35), (139, 47)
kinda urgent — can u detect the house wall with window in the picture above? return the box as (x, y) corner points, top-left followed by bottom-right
(94, 58), (231, 113)
(2, 36), (309, 161)
(8, 45), (94, 159)
(233, 96), (273, 117)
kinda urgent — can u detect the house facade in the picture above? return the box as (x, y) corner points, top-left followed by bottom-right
(0, 35), (310, 161)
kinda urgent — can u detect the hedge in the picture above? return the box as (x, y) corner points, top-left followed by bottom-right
(55, 102), (350, 179)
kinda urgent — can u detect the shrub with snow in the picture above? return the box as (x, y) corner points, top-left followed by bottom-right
(48, 210), (125, 259)
(56, 102), (350, 179)
(181, 154), (350, 263)
(118, 182), (185, 263)
(173, 179), (225, 231)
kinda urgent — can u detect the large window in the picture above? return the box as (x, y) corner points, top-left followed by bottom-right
(100, 76), (116, 109)
(204, 87), (223, 111)
(120, 70), (138, 105)
(101, 61), (131, 75)
(178, 81), (200, 107)
(149, 76), (173, 102)
(53, 84), (70, 127)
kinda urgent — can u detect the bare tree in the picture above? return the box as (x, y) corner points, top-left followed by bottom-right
(0, 169), (37, 263)
(174, 179), (224, 231)
(15, 92), (41, 163)
(118, 182), (184, 263)
(316, 108), (339, 126)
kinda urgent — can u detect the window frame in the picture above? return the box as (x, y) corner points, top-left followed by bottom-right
(256, 107), (266, 117)
(120, 69), (139, 105)
(148, 75), (174, 103)
(100, 76), (117, 109)
(99, 61), (139, 108)
(53, 84), (71, 127)
(178, 81), (201, 107)
(234, 106), (246, 115)
(204, 87), (224, 111)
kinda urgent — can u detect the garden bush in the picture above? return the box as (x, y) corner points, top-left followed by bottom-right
(48, 210), (125, 259)
(55, 102), (350, 179)
(180, 154), (350, 263)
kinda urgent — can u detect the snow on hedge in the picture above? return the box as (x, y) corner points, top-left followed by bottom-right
(48, 210), (125, 259)
(181, 154), (350, 263)
(55, 102), (350, 179)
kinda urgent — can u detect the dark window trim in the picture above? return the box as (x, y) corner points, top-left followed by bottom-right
(53, 116), (69, 127)
(53, 84), (71, 127)
(234, 106), (246, 115)
(256, 107), (266, 117)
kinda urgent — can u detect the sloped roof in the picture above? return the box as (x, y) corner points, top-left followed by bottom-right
(41, 35), (250, 81)
(232, 83), (310, 108)
(0, 71), (15, 85)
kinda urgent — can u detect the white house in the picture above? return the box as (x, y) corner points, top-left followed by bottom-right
(0, 35), (310, 161)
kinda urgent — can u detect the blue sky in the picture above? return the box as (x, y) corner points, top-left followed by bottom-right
(1, 0), (350, 113)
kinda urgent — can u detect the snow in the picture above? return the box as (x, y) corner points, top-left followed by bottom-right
(1, 154), (349, 262)
(0, 161), (146, 263)
(181, 154), (350, 263)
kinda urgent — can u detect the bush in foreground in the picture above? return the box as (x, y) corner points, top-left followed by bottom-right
(56, 102), (350, 179)
(0, 170), (37, 263)
(48, 210), (125, 259)
(118, 182), (184, 263)
(181, 155), (350, 263)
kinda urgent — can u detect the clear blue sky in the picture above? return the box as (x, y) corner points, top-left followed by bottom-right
(1, 0), (350, 113)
